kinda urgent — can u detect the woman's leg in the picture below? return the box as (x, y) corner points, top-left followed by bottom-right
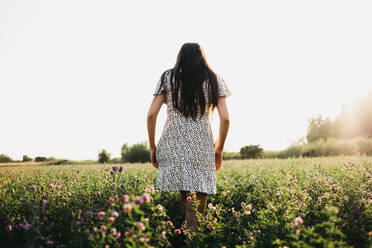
(184, 191), (208, 232)
(178, 190), (188, 222)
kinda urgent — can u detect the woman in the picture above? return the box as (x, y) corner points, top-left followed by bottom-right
(146, 43), (231, 233)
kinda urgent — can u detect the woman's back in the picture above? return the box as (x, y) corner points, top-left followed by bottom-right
(153, 68), (231, 195)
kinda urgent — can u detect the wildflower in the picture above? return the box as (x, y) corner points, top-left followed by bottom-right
(41, 199), (47, 208)
(112, 166), (118, 171)
(106, 200), (113, 206)
(246, 204), (252, 211)
(5, 224), (12, 232)
(124, 231), (130, 237)
(157, 204), (163, 211)
(110, 228), (117, 236)
(111, 211), (119, 218)
(134, 196), (144, 205)
(46, 240), (54, 246)
(144, 218), (149, 222)
(244, 210), (251, 215)
(119, 166), (123, 172)
(142, 193), (151, 203)
(19, 220), (32, 230)
(136, 222), (145, 231)
(110, 183), (116, 189)
(270, 205), (276, 211)
(292, 217), (303, 228)
(116, 232), (121, 239)
(48, 183), (54, 189)
(187, 196), (192, 201)
(149, 186), (155, 194)
(166, 220), (173, 227)
(101, 225), (107, 231)
(160, 231), (166, 240)
(108, 217), (115, 223)
(174, 228), (182, 234)
(241, 202), (246, 207)
(97, 211), (105, 219)
(122, 194), (130, 202)
(30, 185), (36, 191)
(140, 236), (149, 243)
(123, 204), (132, 213)
(19, 198), (25, 203)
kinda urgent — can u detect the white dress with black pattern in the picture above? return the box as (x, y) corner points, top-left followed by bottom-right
(153, 69), (232, 195)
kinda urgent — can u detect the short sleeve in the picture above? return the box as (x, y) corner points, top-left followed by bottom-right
(216, 73), (232, 97)
(153, 71), (167, 96)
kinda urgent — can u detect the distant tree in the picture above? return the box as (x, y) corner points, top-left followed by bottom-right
(121, 142), (150, 163)
(306, 115), (335, 143)
(0, 154), (12, 163)
(98, 149), (110, 164)
(22, 155), (33, 162)
(240, 145), (263, 159)
(35, 156), (48, 162)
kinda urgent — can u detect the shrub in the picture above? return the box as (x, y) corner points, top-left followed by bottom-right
(22, 155), (33, 162)
(0, 154), (12, 163)
(121, 142), (150, 163)
(34, 156), (48, 162)
(98, 149), (110, 164)
(240, 145), (263, 159)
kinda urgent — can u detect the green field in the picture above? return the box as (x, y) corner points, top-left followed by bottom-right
(0, 157), (371, 247)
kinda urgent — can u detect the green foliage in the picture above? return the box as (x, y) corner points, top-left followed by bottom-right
(22, 155), (33, 162)
(240, 145), (263, 159)
(0, 157), (370, 247)
(0, 154), (12, 163)
(98, 149), (110, 164)
(306, 115), (336, 143)
(222, 152), (242, 160)
(109, 157), (122, 163)
(121, 142), (150, 163)
(35, 156), (48, 162)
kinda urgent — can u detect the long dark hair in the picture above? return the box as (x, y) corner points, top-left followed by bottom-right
(160, 43), (218, 120)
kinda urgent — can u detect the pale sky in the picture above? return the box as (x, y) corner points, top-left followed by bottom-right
(1, 0), (371, 160)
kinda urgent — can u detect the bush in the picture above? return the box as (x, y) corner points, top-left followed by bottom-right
(121, 142), (150, 163)
(240, 145), (263, 159)
(98, 149), (110, 164)
(35, 156), (48, 162)
(22, 155), (33, 162)
(0, 154), (12, 163)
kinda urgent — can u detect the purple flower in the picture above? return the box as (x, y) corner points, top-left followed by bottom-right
(110, 183), (116, 189)
(5, 224), (12, 232)
(19, 220), (32, 230)
(46, 240), (54, 246)
(41, 199), (47, 207)
(30, 185), (36, 191)
(111, 211), (119, 218)
(97, 211), (105, 219)
(157, 204), (164, 211)
(142, 193), (151, 203)
(119, 166), (123, 172)
(122, 194), (130, 202)
(136, 222), (145, 231)
(292, 217), (303, 228)
(123, 204), (132, 213)
(112, 166), (118, 171)
(19, 198), (25, 203)
(134, 196), (143, 205)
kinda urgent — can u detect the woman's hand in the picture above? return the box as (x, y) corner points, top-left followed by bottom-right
(150, 147), (158, 169)
(215, 149), (222, 171)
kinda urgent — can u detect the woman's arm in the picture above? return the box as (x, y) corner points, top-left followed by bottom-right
(215, 96), (230, 170)
(147, 94), (165, 168)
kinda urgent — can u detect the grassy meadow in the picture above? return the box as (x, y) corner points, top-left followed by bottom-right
(0, 157), (371, 247)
